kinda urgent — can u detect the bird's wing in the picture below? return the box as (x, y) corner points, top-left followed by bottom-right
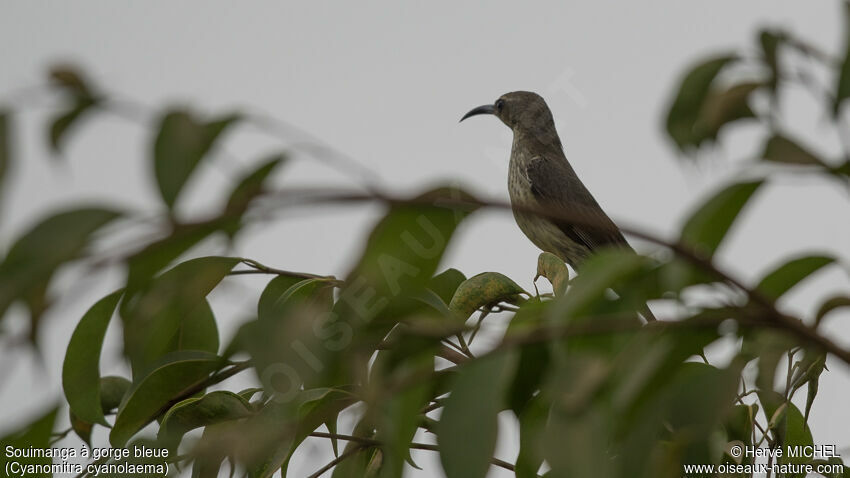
(524, 155), (632, 253)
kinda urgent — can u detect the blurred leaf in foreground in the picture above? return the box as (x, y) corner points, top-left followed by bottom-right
(153, 109), (239, 210)
(47, 64), (100, 154)
(121, 256), (236, 375)
(110, 350), (224, 447)
(680, 181), (763, 258)
(0, 207), (121, 343)
(0, 407), (58, 478)
(63, 290), (123, 426)
(665, 55), (737, 151)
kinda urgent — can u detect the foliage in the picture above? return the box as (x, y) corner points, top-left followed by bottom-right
(2, 5), (850, 478)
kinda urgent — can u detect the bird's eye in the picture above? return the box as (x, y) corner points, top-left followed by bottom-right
(495, 99), (505, 112)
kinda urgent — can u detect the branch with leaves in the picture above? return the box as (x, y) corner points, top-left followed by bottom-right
(3, 5), (850, 478)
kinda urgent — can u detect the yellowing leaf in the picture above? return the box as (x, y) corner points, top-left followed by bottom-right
(449, 272), (526, 319)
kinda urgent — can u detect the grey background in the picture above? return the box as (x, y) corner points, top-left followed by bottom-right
(1, 1), (849, 477)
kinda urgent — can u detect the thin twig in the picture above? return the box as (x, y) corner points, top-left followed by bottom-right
(236, 258), (339, 282)
(441, 338), (467, 355)
(247, 112), (385, 192)
(305, 444), (365, 478)
(262, 187), (850, 366)
(48, 427), (73, 446)
(307, 431), (518, 474)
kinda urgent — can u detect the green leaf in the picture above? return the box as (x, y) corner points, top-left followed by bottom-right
(323, 186), (477, 393)
(368, 341), (435, 478)
(509, 343), (549, 416)
(437, 352), (516, 478)
(189, 421), (242, 478)
(110, 351), (225, 446)
(836, 1), (850, 116)
(100, 376), (132, 413)
(515, 396), (548, 478)
(725, 403), (758, 450)
(331, 420), (380, 478)
(759, 29), (783, 92)
(237, 387), (264, 402)
(49, 64), (94, 97)
(63, 290), (123, 425)
(376, 381), (430, 478)
(68, 376), (131, 445)
(224, 388), (349, 478)
(0, 406), (58, 478)
(803, 359), (825, 423)
(835, 160), (850, 178)
(153, 109), (239, 209)
(343, 186), (478, 313)
(256, 274), (311, 318)
(0, 111), (10, 202)
(125, 221), (223, 297)
(665, 54), (737, 151)
(49, 96), (98, 153)
(536, 252), (569, 296)
(504, 300), (551, 415)
(158, 390), (254, 447)
(742, 329), (795, 392)
(224, 154), (286, 233)
(449, 272), (526, 319)
(122, 256), (236, 375)
(279, 388), (355, 477)
(428, 268), (467, 306)
(756, 254), (834, 302)
(412, 288), (453, 317)
(663, 362), (742, 460)
(544, 406), (614, 478)
(696, 81), (760, 144)
(613, 330), (722, 418)
(69, 409), (94, 446)
(759, 391), (814, 470)
(815, 294), (850, 327)
(247, 278), (337, 397)
(46, 65), (99, 154)
(608, 360), (741, 476)
(680, 180), (763, 257)
(761, 134), (825, 166)
(126, 153), (277, 289)
(0, 207), (121, 336)
(553, 249), (649, 320)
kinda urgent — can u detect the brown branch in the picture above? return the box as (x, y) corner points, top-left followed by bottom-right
(377, 337), (469, 364)
(263, 187), (850, 366)
(235, 258), (340, 283)
(307, 431), (518, 474)
(436, 345), (469, 364)
(305, 443), (365, 478)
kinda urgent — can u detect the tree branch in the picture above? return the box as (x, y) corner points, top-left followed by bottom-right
(305, 443), (365, 478)
(263, 186), (850, 366)
(307, 431), (518, 474)
(234, 258), (339, 282)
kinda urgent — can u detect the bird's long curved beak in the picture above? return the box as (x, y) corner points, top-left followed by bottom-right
(460, 104), (496, 122)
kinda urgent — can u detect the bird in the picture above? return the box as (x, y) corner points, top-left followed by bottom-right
(460, 91), (655, 321)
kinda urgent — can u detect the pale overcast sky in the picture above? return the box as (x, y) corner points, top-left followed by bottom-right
(1, 2), (849, 477)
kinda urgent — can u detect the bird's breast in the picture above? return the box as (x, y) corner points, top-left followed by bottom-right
(507, 147), (590, 268)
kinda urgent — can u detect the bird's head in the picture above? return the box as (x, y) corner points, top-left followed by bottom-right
(460, 91), (556, 134)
